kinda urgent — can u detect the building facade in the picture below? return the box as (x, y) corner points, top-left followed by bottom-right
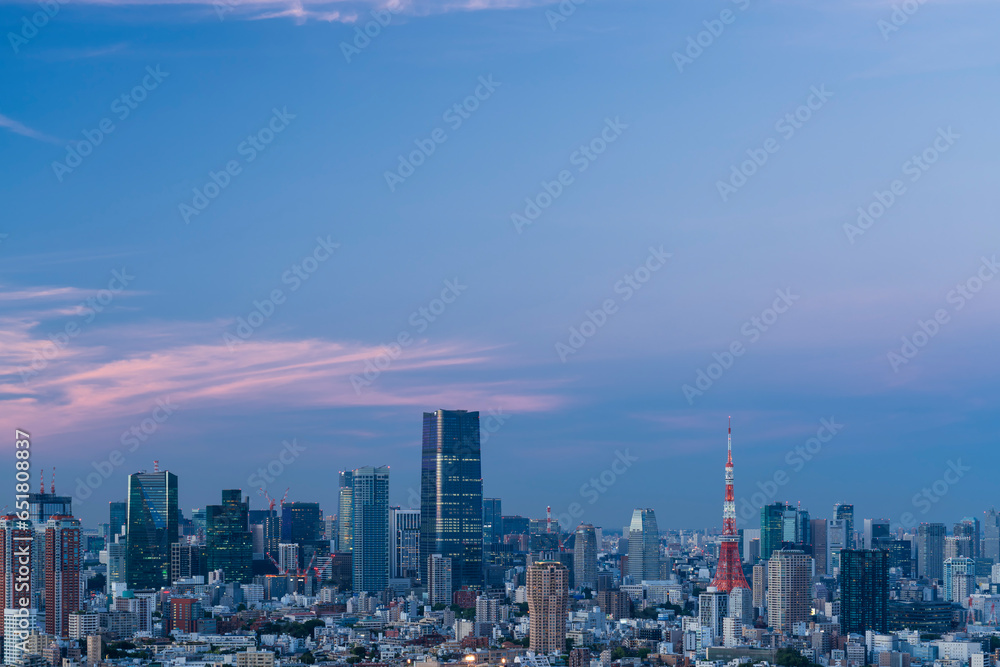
(44, 516), (81, 637)
(573, 524), (598, 590)
(205, 490), (253, 584)
(767, 550), (810, 633)
(527, 561), (568, 654)
(627, 509), (659, 582)
(839, 549), (888, 634)
(352, 466), (390, 594)
(419, 409), (483, 589)
(126, 470), (179, 590)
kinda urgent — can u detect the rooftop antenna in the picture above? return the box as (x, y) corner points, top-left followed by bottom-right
(154, 460), (159, 473)
(50, 467), (55, 494)
(40, 468), (45, 494)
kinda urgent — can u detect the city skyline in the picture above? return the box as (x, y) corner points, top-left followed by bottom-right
(3, 0), (999, 536)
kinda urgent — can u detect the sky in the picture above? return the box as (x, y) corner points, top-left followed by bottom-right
(1, 0), (999, 532)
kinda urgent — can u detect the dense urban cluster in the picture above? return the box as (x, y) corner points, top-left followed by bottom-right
(4, 411), (999, 667)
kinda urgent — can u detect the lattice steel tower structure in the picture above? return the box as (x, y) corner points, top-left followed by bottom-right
(711, 418), (751, 592)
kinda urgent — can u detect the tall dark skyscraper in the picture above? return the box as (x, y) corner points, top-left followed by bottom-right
(28, 492), (71, 526)
(954, 518), (981, 558)
(917, 523), (946, 581)
(483, 498), (502, 546)
(109, 502), (127, 538)
(281, 502), (323, 570)
(420, 409), (483, 589)
(248, 509), (279, 559)
(205, 490), (253, 584)
(760, 502), (788, 561)
(811, 519), (828, 575)
(839, 549), (889, 634)
(874, 537), (913, 576)
(126, 469), (179, 590)
(984, 508), (999, 563)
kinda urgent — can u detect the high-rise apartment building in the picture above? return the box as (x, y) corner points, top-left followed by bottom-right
(427, 554), (452, 605)
(527, 561), (568, 654)
(767, 550), (810, 633)
(752, 563), (766, 608)
(352, 466), (390, 594)
(44, 516), (81, 637)
(916, 523), (946, 581)
(419, 409), (483, 589)
(0, 515), (34, 643)
(573, 524), (598, 590)
(944, 557), (976, 604)
(699, 589), (729, 638)
(389, 507), (420, 580)
(839, 549), (888, 634)
(729, 586), (753, 625)
(338, 472), (354, 553)
(834, 504), (855, 549)
(126, 469), (179, 590)
(277, 543), (299, 573)
(106, 535), (127, 593)
(627, 509), (659, 582)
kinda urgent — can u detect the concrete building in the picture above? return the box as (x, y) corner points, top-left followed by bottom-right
(527, 561), (568, 654)
(767, 550), (810, 633)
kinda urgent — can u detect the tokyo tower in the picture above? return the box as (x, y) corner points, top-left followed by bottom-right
(711, 417), (751, 592)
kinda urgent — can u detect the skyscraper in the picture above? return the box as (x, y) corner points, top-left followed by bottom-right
(427, 554), (452, 605)
(527, 561), (568, 654)
(0, 515), (34, 645)
(767, 550), (810, 633)
(811, 519), (828, 575)
(834, 503), (855, 549)
(389, 507), (420, 581)
(419, 409), (483, 589)
(248, 508), (279, 560)
(699, 589), (729, 638)
(954, 518), (981, 558)
(573, 524), (598, 590)
(863, 519), (890, 550)
(205, 490), (252, 584)
(984, 508), (999, 563)
(352, 466), (390, 594)
(627, 509), (659, 582)
(109, 502), (126, 538)
(338, 471), (354, 553)
(917, 523), (946, 581)
(760, 503), (788, 561)
(711, 420), (751, 593)
(483, 498), (502, 546)
(126, 469), (178, 590)
(839, 549), (888, 634)
(44, 516), (81, 637)
(828, 519), (848, 576)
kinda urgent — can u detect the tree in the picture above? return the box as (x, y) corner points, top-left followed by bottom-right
(301, 651), (316, 664)
(582, 587), (593, 600)
(775, 648), (810, 667)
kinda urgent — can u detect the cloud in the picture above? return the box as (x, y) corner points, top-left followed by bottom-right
(0, 312), (567, 441)
(0, 114), (60, 144)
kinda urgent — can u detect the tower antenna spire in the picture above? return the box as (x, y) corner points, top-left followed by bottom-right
(711, 417), (750, 592)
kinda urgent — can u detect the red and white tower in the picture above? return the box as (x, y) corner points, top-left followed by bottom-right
(711, 417), (751, 592)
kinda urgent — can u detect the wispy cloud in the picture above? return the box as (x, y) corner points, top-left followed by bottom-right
(0, 113), (60, 144)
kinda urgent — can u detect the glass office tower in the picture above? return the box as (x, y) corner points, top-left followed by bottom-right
(205, 490), (253, 584)
(420, 409), (483, 589)
(126, 470), (178, 589)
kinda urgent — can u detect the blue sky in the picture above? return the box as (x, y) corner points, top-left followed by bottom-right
(1, 0), (999, 531)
